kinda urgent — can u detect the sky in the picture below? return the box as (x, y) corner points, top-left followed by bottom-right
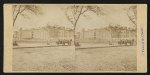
(14, 4), (136, 31)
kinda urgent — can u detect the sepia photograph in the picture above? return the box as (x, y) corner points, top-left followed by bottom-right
(4, 4), (147, 72)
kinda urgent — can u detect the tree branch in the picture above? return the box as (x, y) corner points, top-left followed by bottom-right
(13, 5), (21, 27)
(19, 7), (26, 13)
(127, 11), (136, 25)
(81, 7), (88, 14)
(74, 6), (83, 28)
(13, 6), (16, 19)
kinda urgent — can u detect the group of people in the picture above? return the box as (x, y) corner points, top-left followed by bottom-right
(118, 39), (135, 46)
(56, 39), (73, 46)
(109, 39), (135, 46)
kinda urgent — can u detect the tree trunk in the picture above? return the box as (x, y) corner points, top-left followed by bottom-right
(73, 28), (76, 46)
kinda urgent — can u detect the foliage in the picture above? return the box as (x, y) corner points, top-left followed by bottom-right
(12, 5), (42, 27)
(126, 5), (137, 26)
(65, 5), (105, 45)
(65, 5), (105, 29)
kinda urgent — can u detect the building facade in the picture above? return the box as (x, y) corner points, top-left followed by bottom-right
(13, 25), (74, 43)
(78, 26), (136, 44)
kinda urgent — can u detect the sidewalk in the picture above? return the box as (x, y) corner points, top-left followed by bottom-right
(13, 42), (121, 49)
(75, 43), (119, 49)
(13, 42), (58, 49)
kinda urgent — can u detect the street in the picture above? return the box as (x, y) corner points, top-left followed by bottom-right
(13, 46), (137, 72)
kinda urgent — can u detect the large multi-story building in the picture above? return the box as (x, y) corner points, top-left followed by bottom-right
(77, 25), (136, 44)
(13, 25), (74, 43)
(14, 24), (136, 45)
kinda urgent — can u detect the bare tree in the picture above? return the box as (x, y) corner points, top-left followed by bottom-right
(13, 5), (42, 46)
(126, 5), (137, 26)
(65, 5), (105, 45)
(12, 5), (42, 27)
(125, 5), (137, 45)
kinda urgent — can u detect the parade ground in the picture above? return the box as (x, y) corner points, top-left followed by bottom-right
(12, 45), (136, 72)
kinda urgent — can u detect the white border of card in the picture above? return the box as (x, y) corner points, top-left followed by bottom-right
(3, 4), (147, 73)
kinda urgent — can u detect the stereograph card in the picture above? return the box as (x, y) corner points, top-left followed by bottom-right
(3, 4), (147, 73)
